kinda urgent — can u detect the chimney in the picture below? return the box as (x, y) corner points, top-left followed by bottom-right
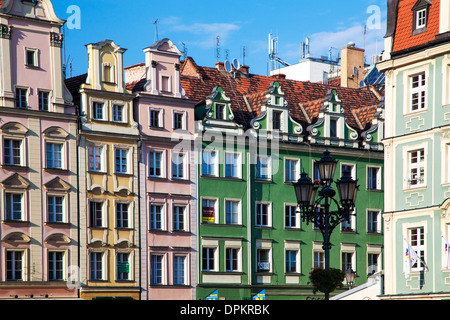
(341, 42), (365, 89)
(215, 62), (225, 71)
(238, 65), (250, 74)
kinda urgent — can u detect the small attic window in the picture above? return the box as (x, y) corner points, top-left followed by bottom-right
(412, 0), (431, 35)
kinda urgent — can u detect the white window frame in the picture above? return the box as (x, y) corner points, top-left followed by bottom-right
(89, 251), (105, 281)
(89, 200), (104, 228)
(408, 148), (426, 188)
(256, 155), (272, 181)
(225, 247), (241, 272)
(202, 246), (218, 272)
(114, 147), (130, 174)
(410, 72), (426, 112)
(115, 201), (130, 229)
(149, 108), (163, 128)
(116, 252), (131, 281)
(47, 194), (65, 223)
(48, 250), (65, 281)
(92, 101), (105, 121)
(284, 158), (300, 183)
(6, 250), (25, 281)
(285, 204), (300, 229)
(341, 209), (356, 232)
(341, 163), (356, 180)
(45, 141), (64, 169)
(215, 103), (226, 120)
(225, 199), (241, 225)
(173, 111), (186, 130)
(25, 47), (38, 68)
(416, 8), (427, 29)
(3, 138), (23, 166)
(224, 152), (242, 179)
(148, 149), (165, 178)
(341, 243), (357, 274)
(171, 151), (187, 180)
(149, 203), (165, 231)
(256, 242), (272, 273)
(202, 149), (218, 177)
(102, 63), (115, 83)
(173, 205), (187, 232)
(38, 90), (50, 111)
(15, 87), (28, 109)
(367, 165), (382, 190)
(367, 209), (382, 234)
(256, 202), (272, 227)
(201, 197), (218, 224)
(173, 254), (188, 285)
(408, 226), (426, 272)
(88, 145), (105, 173)
(112, 104), (125, 123)
(4, 191), (25, 222)
(160, 74), (172, 93)
(151, 253), (166, 285)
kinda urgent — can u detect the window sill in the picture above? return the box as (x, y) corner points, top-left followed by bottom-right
(115, 172), (133, 177)
(403, 185), (427, 192)
(44, 168), (70, 174)
(1, 165), (29, 171)
(254, 178), (273, 183)
(403, 108), (427, 117)
(45, 221), (71, 226)
(25, 65), (40, 70)
(2, 220), (29, 225)
(88, 170), (107, 175)
(367, 188), (383, 192)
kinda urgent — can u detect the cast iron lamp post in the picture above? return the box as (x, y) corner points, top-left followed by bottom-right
(293, 150), (359, 300)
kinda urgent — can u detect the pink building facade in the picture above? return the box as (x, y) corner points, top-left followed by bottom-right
(126, 39), (197, 300)
(0, 0), (78, 299)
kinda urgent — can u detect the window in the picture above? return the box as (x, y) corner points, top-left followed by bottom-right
(342, 164), (355, 180)
(285, 205), (299, 229)
(225, 200), (240, 225)
(15, 88), (28, 109)
(172, 152), (186, 179)
(5, 193), (23, 221)
(257, 249), (270, 272)
(285, 159), (299, 182)
(216, 104), (225, 120)
(26, 49), (37, 67)
(3, 139), (22, 166)
(48, 251), (64, 281)
(112, 105), (124, 122)
(173, 206), (185, 231)
(367, 166), (381, 190)
(330, 118), (338, 138)
(256, 203), (271, 227)
(150, 109), (161, 128)
(89, 201), (103, 228)
(410, 73), (426, 112)
(342, 252), (354, 272)
(273, 111), (282, 130)
(225, 152), (241, 178)
(93, 102), (104, 120)
(256, 155), (271, 180)
(149, 150), (163, 178)
(151, 255), (164, 284)
(47, 195), (64, 223)
(416, 8), (427, 29)
(6, 251), (23, 281)
(285, 250), (298, 273)
(173, 255), (186, 285)
(410, 227), (425, 270)
(368, 210), (381, 233)
(202, 247), (216, 271)
(149, 204), (163, 231)
(46, 143), (63, 169)
(341, 210), (355, 232)
(314, 251), (325, 269)
(161, 75), (170, 92)
(408, 149), (425, 187)
(90, 252), (104, 280)
(103, 64), (114, 83)
(117, 253), (129, 280)
(115, 148), (128, 174)
(202, 199), (217, 224)
(368, 254), (379, 276)
(226, 248), (239, 272)
(202, 150), (217, 176)
(116, 203), (129, 228)
(88, 146), (103, 172)
(173, 112), (184, 130)
(39, 91), (50, 111)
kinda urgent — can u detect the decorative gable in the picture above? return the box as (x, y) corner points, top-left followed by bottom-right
(361, 99), (385, 151)
(250, 82), (303, 137)
(44, 177), (71, 192)
(1, 173), (30, 189)
(307, 89), (359, 148)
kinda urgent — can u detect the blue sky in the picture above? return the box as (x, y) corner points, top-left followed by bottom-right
(52, 0), (387, 78)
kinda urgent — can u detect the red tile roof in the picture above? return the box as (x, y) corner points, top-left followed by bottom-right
(175, 57), (382, 132)
(392, 0), (440, 52)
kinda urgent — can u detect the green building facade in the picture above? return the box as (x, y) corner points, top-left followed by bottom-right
(181, 58), (384, 300)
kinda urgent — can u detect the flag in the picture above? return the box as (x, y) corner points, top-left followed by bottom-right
(404, 239), (419, 279)
(442, 235), (450, 269)
(253, 290), (266, 300)
(206, 290), (218, 300)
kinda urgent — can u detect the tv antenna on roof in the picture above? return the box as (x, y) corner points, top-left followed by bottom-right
(216, 36), (220, 62)
(153, 19), (159, 42)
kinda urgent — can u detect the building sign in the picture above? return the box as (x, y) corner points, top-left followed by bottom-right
(202, 207), (215, 223)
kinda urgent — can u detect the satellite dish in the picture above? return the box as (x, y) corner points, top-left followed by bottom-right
(232, 58), (240, 70)
(359, 80), (365, 87)
(224, 60), (232, 73)
(353, 66), (359, 77)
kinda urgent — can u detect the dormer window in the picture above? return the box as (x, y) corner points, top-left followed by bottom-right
(412, 0), (431, 35)
(416, 9), (427, 29)
(102, 63), (114, 83)
(330, 118), (338, 138)
(273, 111), (282, 130)
(216, 104), (225, 120)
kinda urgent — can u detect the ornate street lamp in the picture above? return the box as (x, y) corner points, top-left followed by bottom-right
(345, 269), (356, 289)
(293, 150), (359, 300)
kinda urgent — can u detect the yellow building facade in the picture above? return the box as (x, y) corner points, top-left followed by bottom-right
(70, 40), (140, 300)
